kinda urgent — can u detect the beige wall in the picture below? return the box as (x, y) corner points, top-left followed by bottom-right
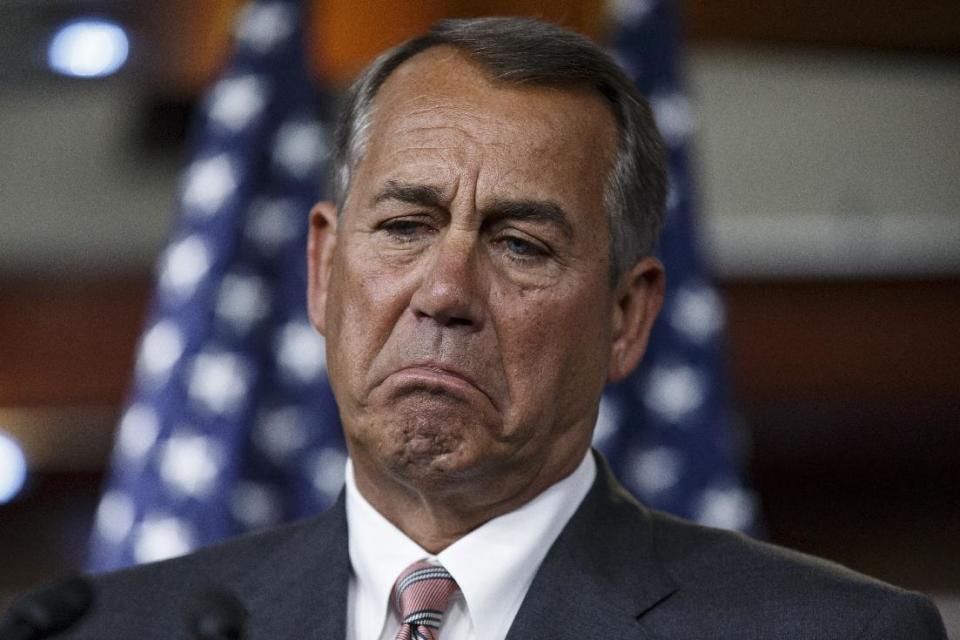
(1, 46), (958, 277)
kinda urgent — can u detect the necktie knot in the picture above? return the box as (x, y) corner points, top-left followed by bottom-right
(392, 560), (459, 640)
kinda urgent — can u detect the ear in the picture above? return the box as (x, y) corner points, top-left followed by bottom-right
(607, 256), (665, 383)
(307, 201), (339, 336)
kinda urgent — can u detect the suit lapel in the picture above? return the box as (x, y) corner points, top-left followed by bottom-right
(505, 453), (677, 640)
(222, 454), (677, 639)
(236, 493), (351, 640)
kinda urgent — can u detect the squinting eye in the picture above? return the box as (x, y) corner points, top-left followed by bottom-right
(381, 218), (433, 239)
(500, 235), (549, 259)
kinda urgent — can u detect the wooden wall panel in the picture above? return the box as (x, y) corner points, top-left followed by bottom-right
(4, 277), (959, 410)
(3, 277), (958, 409)
(684, 0), (960, 54)
(723, 280), (960, 404)
(1, 276), (957, 467)
(0, 277), (149, 407)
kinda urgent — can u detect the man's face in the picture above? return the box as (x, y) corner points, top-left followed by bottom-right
(309, 48), (662, 505)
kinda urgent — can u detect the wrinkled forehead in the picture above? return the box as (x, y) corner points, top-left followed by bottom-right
(368, 46), (618, 151)
(352, 47), (619, 211)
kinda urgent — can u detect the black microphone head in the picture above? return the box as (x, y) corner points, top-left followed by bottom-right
(187, 588), (247, 640)
(2, 576), (94, 639)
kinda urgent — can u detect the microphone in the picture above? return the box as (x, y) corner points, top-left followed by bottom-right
(0, 576), (93, 640)
(187, 589), (247, 640)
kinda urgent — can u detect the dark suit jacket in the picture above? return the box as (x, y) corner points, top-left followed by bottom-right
(21, 455), (948, 639)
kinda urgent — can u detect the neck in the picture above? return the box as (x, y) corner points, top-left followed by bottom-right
(351, 453), (585, 553)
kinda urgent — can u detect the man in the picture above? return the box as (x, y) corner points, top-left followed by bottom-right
(3, 17), (946, 640)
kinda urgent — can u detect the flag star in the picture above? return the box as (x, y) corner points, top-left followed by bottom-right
(133, 515), (195, 564)
(592, 395), (621, 447)
(643, 364), (706, 423)
(159, 235), (212, 299)
(308, 447), (347, 500)
(276, 320), (326, 383)
(188, 351), (251, 415)
(253, 406), (309, 462)
(159, 434), (222, 497)
(694, 486), (756, 532)
(670, 284), (725, 344)
(245, 197), (301, 253)
(272, 120), (328, 178)
(216, 273), (271, 333)
(137, 320), (185, 381)
(181, 154), (238, 216)
(629, 446), (683, 494)
(651, 92), (695, 145)
(95, 490), (136, 544)
(607, 0), (657, 24)
(235, 2), (295, 54)
(207, 75), (268, 131)
(231, 481), (282, 529)
(117, 404), (160, 461)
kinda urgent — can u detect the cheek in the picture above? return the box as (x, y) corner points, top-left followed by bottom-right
(327, 251), (409, 373)
(496, 282), (612, 408)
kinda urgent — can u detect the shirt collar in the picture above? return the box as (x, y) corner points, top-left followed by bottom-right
(345, 461), (427, 638)
(345, 451), (596, 640)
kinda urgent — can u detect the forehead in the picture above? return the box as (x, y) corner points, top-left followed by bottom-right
(352, 47), (618, 211)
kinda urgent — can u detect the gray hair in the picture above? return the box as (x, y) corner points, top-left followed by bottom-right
(331, 16), (667, 279)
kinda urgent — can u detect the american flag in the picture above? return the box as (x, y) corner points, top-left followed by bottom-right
(600, 0), (758, 533)
(89, 0), (758, 571)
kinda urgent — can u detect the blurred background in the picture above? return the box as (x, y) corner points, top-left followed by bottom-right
(1, 0), (958, 633)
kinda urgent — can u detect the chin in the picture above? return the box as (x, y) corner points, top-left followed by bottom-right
(368, 401), (494, 483)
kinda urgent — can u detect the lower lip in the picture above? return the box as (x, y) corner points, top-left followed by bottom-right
(387, 367), (482, 398)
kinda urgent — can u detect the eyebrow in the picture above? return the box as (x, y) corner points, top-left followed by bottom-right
(482, 198), (574, 240)
(372, 180), (447, 209)
(371, 180), (574, 240)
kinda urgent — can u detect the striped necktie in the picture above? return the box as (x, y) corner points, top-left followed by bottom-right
(392, 560), (460, 640)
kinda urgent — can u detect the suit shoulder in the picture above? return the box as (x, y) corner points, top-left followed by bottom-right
(643, 509), (946, 639)
(92, 515), (321, 594)
(648, 508), (879, 591)
(59, 514), (341, 639)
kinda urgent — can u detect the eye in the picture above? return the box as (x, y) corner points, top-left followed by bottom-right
(379, 216), (435, 241)
(496, 234), (551, 262)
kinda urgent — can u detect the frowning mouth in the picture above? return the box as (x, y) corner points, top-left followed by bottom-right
(384, 364), (494, 407)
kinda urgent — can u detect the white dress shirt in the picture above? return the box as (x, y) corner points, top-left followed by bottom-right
(344, 451), (596, 640)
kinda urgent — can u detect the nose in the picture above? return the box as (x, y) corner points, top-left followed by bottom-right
(409, 232), (485, 330)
